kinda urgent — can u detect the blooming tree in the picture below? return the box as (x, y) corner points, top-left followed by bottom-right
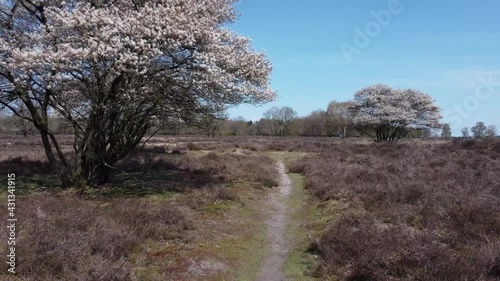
(351, 84), (442, 142)
(0, 0), (275, 186)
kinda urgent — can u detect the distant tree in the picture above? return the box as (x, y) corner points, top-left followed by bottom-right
(262, 107), (280, 136)
(255, 118), (272, 136)
(406, 129), (437, 139)
(326, 101), (354, 138)
(441, 124), (452, 139)
(351, 84), (442, 142)
(421, 128), (432, 139)
(9, 100), (35, 136)
(0, 109), (9, 133)
(202, 113), (226, 137)
(485, 125), (497, 138)
(262, 106), (298, 136)
(461, 127), (470, 138)
(276, 107), (298, 136)
(48, 112), (75, 134)
(471, 122), (487, 138)
(406, 129), (424, 138)
(225, 116), (248, 136)
(302, 110), (327, 137)
(245, 120), (256, 136)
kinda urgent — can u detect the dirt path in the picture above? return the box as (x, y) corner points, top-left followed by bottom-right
(257, 161), (292, 281)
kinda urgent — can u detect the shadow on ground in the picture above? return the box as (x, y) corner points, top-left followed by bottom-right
(0, 153), (225, 198)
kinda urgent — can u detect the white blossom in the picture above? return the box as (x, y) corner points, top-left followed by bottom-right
(352, 84), (442, 142)
(1, 0), (275, 107)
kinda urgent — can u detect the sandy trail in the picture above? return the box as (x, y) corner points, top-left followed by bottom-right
(256, 161), (292, 281)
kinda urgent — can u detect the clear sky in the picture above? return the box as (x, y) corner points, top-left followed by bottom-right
(227, 0), (500, 136)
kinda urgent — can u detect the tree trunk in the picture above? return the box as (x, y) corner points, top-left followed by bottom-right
(39, 131), (73, 187)
(94, 164), (114, 185)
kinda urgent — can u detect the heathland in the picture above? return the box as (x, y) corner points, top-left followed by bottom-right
(0, 135), (499, 281)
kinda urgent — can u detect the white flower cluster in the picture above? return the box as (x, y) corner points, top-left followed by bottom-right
(353, 84), (442, 129)
(1, 0), (276, 108)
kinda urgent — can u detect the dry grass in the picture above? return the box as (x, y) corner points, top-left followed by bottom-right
(0, 195), (191, 281)
(176, 152), (278, 188)
(0, 135), (280, 280)
(0, 135), (73, 162)
(292, 139), (500, 280)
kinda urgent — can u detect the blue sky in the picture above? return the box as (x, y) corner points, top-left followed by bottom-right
(227, 0), (500, 136)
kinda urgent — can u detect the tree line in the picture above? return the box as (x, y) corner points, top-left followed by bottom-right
(153, 101), (359, 137)
(4, 88), (496, 142)
(156, 85), (445, 140)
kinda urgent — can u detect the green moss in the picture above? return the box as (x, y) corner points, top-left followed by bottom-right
(226, 224), (269, 281)
(0, 175), (62, 195)
(216, 184), (270, 281)
(203, 201), (233, 216)
(283, 173), (320, 281)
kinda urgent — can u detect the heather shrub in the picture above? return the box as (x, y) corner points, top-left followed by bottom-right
(137, 145), (167, 154)
(314, 212), (466, 281)
(287, 159), (306, 173)
(117, 153), (177, 173)
(179, 186), (240, 209)
(295, 141), (500, 280)
(186, 142), (200, 150)
(176, 152), (278, 188)
(0, 195), (190, 280)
